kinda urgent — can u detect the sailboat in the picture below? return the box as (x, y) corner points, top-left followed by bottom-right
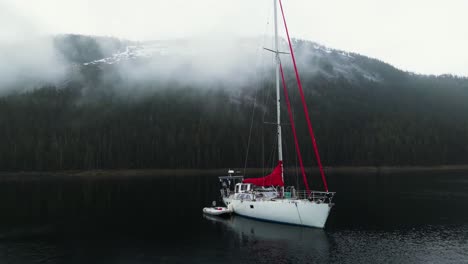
(217, 0), (335, 228)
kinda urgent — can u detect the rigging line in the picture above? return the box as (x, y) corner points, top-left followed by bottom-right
(290, 87), (300, 189)
(262, 102), (265, 176)
(243, 87), (257, 176)
(278, 0), (329, 192)
(259, 0), (273, 177)
(280, 62), (310, 192)
(262, 56), (274, 174)
(295, 150), (299, 189)
(282, 124), (289, 175)
(262, 21), (273, 177)
(243, 6), (272, 176)
(267, 133), (277, 172)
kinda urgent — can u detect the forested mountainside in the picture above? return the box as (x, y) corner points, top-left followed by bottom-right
(0, 35), (467, 171)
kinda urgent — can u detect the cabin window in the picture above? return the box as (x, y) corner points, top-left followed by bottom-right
(241, 185), (248, 191)
(250, 205), (254, 209)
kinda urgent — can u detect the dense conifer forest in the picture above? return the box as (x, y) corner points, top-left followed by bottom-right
(1, 35), (467, 171)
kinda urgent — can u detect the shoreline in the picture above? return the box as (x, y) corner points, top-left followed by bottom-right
(1, 165), (468, 178)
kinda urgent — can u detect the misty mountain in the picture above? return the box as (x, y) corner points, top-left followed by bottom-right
(53, 34), (133, 64)
(1, 34), (468, 171)
(53, 35), (397, 85)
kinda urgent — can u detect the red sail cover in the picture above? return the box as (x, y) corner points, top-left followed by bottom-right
(243, 161), (284, 187)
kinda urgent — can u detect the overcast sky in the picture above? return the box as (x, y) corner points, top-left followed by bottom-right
(2, 0), (467, 76)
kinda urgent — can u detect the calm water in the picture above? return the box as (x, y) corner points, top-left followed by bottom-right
(0, 170), (467, 263)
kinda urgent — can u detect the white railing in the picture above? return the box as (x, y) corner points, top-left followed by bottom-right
(288, 190), (335, 203)
(220, 187), (335, 203)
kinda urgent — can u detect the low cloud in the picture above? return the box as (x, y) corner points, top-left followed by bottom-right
(0, 3), (66, 93)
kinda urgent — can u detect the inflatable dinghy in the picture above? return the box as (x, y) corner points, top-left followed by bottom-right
(202, 206), (232, 216)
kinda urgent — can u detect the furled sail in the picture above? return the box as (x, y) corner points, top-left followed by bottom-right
(242, 161), (284, 187)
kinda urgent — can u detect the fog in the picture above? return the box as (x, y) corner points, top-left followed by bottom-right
(0, 3), (67, 93)
(0, 0), (280, 95)
(108, 35), (280, 91)
(5, 0), (468, 76)
(0, 0), (278, 95)
(2, 0), (467, 96)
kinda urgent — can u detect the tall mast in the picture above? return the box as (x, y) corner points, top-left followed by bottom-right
(274, 0), (283, 181)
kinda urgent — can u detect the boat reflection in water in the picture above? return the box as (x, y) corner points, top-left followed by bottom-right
(203, 214), (331, 262)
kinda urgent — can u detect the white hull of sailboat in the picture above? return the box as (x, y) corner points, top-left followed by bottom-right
(223, 197), (332, 228)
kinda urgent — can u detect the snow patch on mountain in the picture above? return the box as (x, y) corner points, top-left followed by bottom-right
(81, 38), (382, 84)
(83, 43), (168, 66)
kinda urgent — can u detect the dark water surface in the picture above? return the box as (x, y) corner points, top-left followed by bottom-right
(0, 170), (467, 263)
